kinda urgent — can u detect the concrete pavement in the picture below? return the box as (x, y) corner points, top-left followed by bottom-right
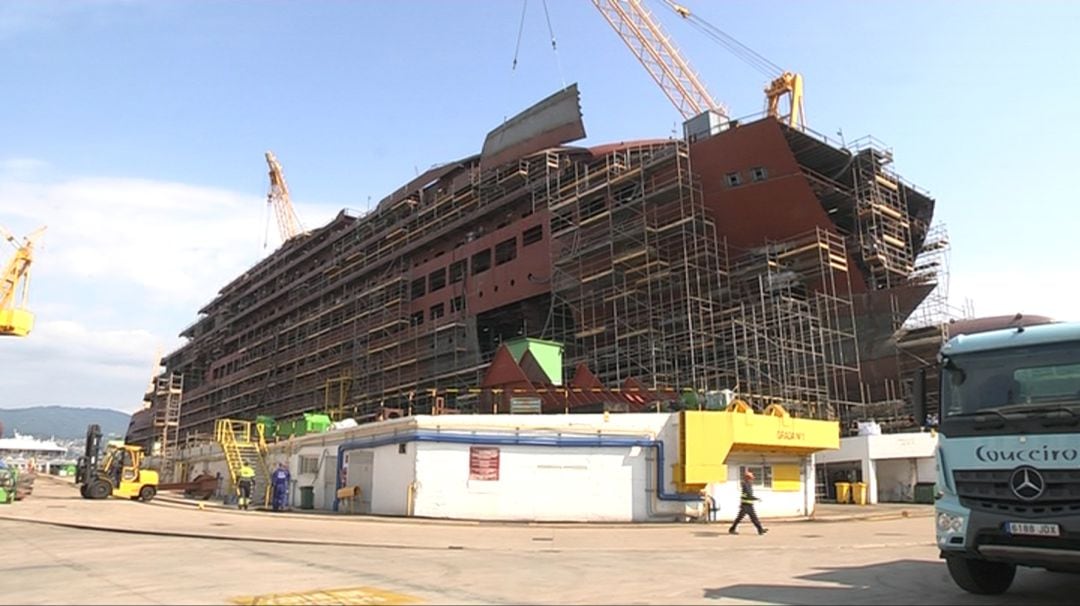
(4, 478), (1073, 605)
(6, 477), (931, 551)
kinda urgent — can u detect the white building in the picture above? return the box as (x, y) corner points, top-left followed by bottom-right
(179, 408), (839, 522)
(814, 426), (937, 505)
(0, 432), (69, 472)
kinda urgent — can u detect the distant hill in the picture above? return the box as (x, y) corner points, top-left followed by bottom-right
(0, 406), (130, 440)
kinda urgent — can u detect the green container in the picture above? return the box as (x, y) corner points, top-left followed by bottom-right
(255, 415), (277, 439)
(299, 486), (314, 510)
(914, 482), (936, 504)
(304, 413), (332, 434)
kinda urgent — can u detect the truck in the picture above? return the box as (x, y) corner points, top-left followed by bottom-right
(914, 321), (1080, 594)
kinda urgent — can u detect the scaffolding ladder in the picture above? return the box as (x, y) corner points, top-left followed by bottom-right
(154, 372), (183, 483)
(215, 419), (271, 509)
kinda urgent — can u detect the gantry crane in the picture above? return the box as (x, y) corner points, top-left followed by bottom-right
(0, 224), (46, 337)
(265, 151), (305, 244)
(591, 0), (805, 129)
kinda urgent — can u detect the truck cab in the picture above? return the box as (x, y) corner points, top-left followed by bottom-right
(915, 321), (1080, 594)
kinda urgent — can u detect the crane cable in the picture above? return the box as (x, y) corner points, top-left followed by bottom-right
(541, 0), (567, 88)
(512, 0), (529, 71)
(510, 0), (567, 89)
(659, 0), (783, 78)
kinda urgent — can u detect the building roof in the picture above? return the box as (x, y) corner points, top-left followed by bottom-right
(0, 433), (66, 453)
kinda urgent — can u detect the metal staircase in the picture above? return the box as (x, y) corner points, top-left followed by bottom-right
(214, 419), (271, 508)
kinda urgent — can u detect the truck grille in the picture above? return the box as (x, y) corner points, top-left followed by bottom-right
(954, 468), (1080, 515)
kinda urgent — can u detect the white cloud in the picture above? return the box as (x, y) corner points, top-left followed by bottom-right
(0, 319), (166, 412)
(0, 163), (339, 411)
(1, 171), (289, 307)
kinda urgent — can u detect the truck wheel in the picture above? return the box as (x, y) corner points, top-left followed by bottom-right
(946, 556), (1016, 595)
(138, 486), (156, 502)
(79, 484), (89, 498)
(88, 480), (111, 500)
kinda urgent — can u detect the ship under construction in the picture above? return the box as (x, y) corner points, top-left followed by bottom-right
(128, 2), (952, 452)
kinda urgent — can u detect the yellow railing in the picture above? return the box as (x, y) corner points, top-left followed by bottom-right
(215, 418), (272, 508)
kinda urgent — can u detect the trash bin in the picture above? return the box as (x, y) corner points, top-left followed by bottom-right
(299, 486), (315, 510)
(914, 482), (936, 504)
(835, 481), (852, 504)
(852, 481), (869, 505)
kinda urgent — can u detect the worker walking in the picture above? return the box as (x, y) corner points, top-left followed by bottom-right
(237, 464), (255, 510)
(271, 462), (291, 512)
(729, 469), (768, 535)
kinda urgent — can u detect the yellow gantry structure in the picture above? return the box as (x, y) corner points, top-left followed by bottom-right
(677, 403), (839, 487)
(0, 224), (46, 337)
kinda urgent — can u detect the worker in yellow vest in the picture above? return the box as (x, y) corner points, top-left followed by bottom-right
(237, 464), (255, 510)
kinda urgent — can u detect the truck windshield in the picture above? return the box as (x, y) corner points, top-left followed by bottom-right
(942, 342), (1080, 417)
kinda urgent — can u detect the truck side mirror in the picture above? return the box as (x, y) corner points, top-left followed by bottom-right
(912, 366), (927, 427)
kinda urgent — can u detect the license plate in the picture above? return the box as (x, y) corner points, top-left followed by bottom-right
(1006, 522), (1060, 537)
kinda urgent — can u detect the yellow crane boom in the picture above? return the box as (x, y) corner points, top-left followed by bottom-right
(591, 0), (726, 121)
(0, 224), (46, 337)
(265, 151), (304, 243)
(592, 0), (805, 129)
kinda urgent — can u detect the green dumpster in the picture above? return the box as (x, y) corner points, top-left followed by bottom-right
(914, 482), (936, 504)
(299, 486), (315, 510)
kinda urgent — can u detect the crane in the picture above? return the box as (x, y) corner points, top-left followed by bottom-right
(591, 0), (726, 121)
(264, 151), (305, 245)
(591, 0), (805, 129)
(0, 224), (46, 337)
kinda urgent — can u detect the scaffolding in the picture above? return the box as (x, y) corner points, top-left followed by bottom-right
(128, 116), (943, 447)
(849, 136), (913, 333)
(153, 372), (183, 483)
(544, 140), (728, 393)
(722, 228), (861, 420)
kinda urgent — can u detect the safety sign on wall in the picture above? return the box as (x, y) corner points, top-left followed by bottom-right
(469, 446), (500, 481)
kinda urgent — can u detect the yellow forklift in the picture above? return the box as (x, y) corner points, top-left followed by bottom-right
(75, 424), (159, 501)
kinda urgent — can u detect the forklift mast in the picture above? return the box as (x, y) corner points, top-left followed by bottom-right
(76, 424), (103, 485)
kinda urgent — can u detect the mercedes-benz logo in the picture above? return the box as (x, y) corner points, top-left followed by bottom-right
(1009, 466), (1046, 501)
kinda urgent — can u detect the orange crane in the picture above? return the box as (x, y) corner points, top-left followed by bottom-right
(591, 0), (805, 128)
(264, 151), (305, 245)
(0, 224), (46, 337)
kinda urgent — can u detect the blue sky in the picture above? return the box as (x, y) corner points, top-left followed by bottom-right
(1, 0), (1078, 413)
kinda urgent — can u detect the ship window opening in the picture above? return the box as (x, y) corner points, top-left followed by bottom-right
(479, 290), (484, 298)
(449, 260), (466, 284)
(451, 295), (465, 312)
(494, 285), (499, 292)
(495, 237), (517, 265)
(510, 279), (515, 286)
(410, 278), (426, 300)
(428, 268), (446, 292)
(523, 225), (543, 246)
(751, 167), (768, 182)
(430, 303), (445, 320)
(471, 249), (491, 275)
(726, 172), (742, 187)
(410, 311), (424, 326)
